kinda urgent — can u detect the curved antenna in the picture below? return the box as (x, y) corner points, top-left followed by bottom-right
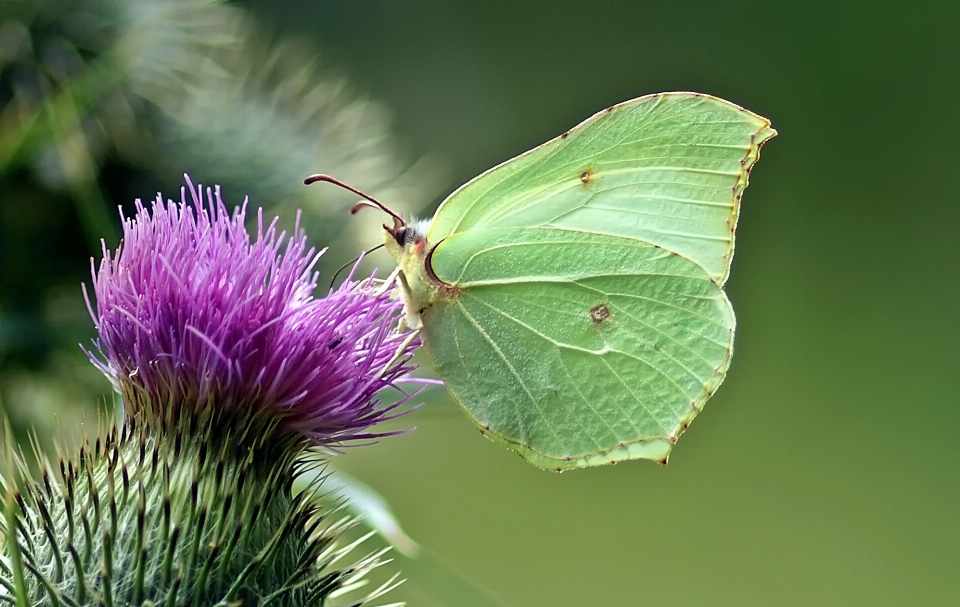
(303, 174), (405, 226)
(328, 243), (385, 291)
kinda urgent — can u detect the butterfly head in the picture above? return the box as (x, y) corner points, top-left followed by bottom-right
(386, 217), (432, 258)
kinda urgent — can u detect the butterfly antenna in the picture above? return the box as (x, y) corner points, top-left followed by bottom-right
(328, 243), (385, 291)
(304, 174), (405, 226)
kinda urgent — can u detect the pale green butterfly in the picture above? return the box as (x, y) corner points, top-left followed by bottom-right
(307, 92), (776, 471)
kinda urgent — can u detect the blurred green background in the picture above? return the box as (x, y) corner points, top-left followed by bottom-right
(1, 1), (957, 606)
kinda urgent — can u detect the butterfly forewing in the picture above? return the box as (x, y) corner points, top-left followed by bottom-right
(428, 92), (775, 285)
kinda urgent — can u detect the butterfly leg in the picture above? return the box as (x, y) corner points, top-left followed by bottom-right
(370, 265), (402, 296)
(368, 264), (422, 331)
(377, 327), (422, 380)
(394, 270), (424, 332)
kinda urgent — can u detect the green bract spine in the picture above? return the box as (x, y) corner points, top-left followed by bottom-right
(1, 413), (395, 607)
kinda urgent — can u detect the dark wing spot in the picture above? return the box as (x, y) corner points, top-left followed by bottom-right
(560, 131), (570, 139)
(589, 303), (611, 324)
(580, 168), (595, 185)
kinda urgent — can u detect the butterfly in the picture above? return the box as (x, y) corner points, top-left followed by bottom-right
(307, 92), (775, 470)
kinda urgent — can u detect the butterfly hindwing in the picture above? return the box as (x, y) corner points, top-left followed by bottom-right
(421, 227), (734, 470)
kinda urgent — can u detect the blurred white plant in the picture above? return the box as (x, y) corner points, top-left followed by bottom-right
(0, 0), (442, 250)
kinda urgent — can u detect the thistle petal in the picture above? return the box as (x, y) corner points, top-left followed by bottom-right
(86, 176), (421, 445)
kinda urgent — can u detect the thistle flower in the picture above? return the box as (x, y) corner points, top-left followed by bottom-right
(85, 176), (420, 446)
(0, 177), (422, 607)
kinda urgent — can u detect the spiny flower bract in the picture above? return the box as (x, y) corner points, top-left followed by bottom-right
(86, 176), (420, 446)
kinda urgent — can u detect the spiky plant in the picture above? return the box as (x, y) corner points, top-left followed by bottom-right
(2, 415), (398, 606)
(0, 178), (422, 606)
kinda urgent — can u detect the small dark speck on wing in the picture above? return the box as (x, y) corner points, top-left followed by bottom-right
(589, 303), (611, 324)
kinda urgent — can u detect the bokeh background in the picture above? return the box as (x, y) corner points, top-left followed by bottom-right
(1, 1), (957, 606)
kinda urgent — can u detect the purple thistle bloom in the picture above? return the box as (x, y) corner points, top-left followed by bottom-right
(85, 176), (422, 445)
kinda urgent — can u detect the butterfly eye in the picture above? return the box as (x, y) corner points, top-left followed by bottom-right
(393, 226), (408, 247)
